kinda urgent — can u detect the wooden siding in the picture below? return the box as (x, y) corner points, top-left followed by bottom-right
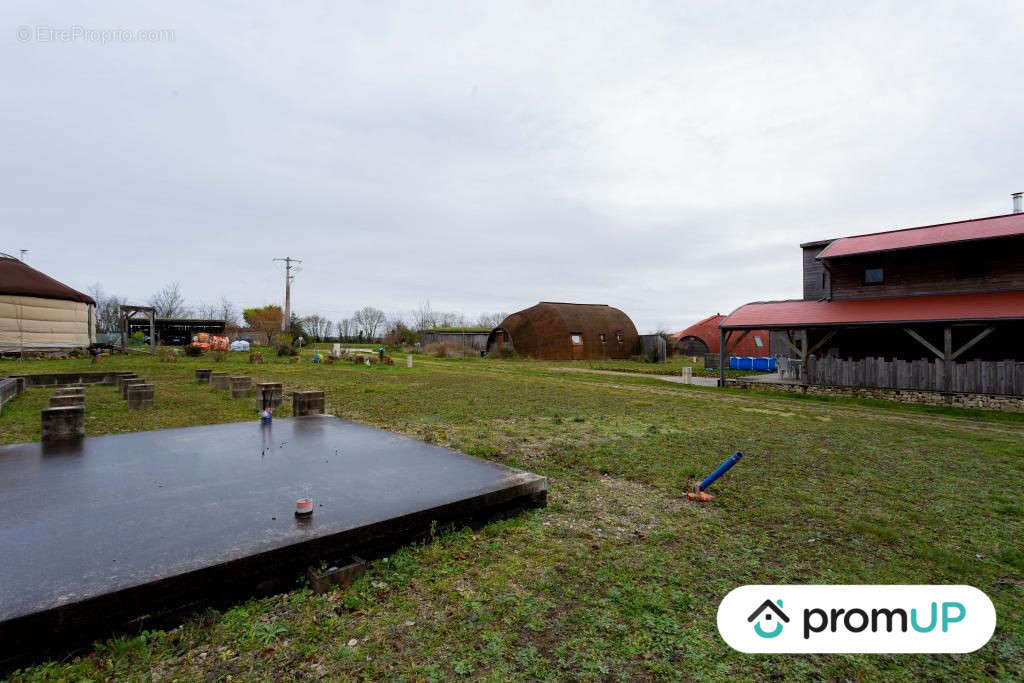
(806, 355), (1024, 396)
(824, 236), (1024, 300)
(802, 245), (829, 300)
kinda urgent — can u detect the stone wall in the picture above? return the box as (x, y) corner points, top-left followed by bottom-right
(725, 378), (1024, 412)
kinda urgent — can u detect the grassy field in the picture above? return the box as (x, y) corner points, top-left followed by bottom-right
(2, 351), (1022, 681)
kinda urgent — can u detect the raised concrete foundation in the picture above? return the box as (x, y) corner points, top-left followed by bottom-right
(126, 384), (154, 409)
(40, 406), (84, 442)
(0, 416), (547, 667)
(229, 376), (253, 398)
(210, 372), (230, 390)
(195, 369), (212, 383)
(293, 390), (325, 416)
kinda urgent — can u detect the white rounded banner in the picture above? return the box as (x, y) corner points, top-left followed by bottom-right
(718, 585), (996, 653)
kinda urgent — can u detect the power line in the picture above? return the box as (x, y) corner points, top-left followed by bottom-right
(272, 256), (302, 331)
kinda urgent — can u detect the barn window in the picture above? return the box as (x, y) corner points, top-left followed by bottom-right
(864, 267), (884, 285)
(570, 334), (583, 345)
(615, 331), (623, 344)
(599, 333), (606, 342)
(753, 335), (764, 348)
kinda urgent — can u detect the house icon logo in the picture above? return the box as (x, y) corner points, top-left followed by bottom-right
(748, 599), (789, 638)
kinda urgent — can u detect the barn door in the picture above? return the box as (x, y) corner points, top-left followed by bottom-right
(570, 333), (584, 359)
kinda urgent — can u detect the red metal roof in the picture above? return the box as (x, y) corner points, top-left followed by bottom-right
(672, 314), (769, 355)
(722, 290), (1024, 329)
(817, 212), (1024, 259)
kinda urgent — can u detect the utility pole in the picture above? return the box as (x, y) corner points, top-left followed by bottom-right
(273, 257), (302, 332)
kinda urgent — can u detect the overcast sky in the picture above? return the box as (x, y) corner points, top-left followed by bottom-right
(3, 2), (1023, 332)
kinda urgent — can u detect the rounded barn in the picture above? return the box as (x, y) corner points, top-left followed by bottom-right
(672, 313), (769, 357)
(487, 302), (639, 360)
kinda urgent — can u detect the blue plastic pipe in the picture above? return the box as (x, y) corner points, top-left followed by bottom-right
(699, 451), (743, 491)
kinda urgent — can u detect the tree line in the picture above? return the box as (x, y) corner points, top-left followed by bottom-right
(89, 283), (507, 343)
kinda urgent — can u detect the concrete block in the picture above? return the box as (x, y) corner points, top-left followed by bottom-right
(258, 382), (284, 410)
(229, 376), (253, 398)
(293, 390), (325, 416)
(127, 384), (154, 409)
(196, 368), (212, 383)
(49, 395), (85, 408)
(210, 373), (230, 390)
(116, 374), (139, 394)
(41, 406), (84, 442)
(121, 379), (147, 399)
(54, 387), (85, 397)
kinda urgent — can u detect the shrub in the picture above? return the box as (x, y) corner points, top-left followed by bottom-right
(423, 341), (477, 359)
(211, 349), (228, 362)
(184, 345), (204, 357)
(491, 346), (518, 360)
(249, 351), (264, 364)
(158, 347), (179, 362)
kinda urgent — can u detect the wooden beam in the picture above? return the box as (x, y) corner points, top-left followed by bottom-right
(951, 326), (995, 361)
(777, 332), (802, 357)
(903, 327), (944, 359)
(724, 330), (751, 355)
(719, 329), (728, 387)
(806, 329), (838, 357)
(944, 326), (953, 394)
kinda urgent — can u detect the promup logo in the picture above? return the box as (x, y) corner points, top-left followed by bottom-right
(718, 585), (996, 653)
(748, 599), (789, 638)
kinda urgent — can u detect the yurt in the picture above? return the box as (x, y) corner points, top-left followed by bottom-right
(0, 253), (95, 352)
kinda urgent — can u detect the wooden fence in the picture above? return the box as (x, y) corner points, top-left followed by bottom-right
(805, 355), (1024, 396)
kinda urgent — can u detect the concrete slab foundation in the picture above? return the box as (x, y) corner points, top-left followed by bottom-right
(195, 368), (212, 383)
(210, 372), (230, 390)
(0, 416), (546, 667)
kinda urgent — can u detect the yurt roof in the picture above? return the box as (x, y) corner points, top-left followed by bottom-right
(0, 254), (95, 305)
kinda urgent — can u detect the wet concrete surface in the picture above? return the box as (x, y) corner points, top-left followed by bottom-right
(0, 416), (546, 665)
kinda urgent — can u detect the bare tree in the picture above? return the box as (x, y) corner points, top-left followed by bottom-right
(336, 318), (353, 341)
(193, 302), (219, 319)
(304, 314), (331, 341)
(218, 297), (240, 327)
(353, 306), (386, 340)
(476, 311), (508, 328)
(149, 282), (189, 317)
(411, 300), (438, 330)
(88, 282), (125, 333)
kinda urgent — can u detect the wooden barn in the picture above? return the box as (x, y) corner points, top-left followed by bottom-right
(720, 203), (1024, 396)
(487, 302), (639, 360)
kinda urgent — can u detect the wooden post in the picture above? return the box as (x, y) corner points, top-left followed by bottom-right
(943, 326), (952, 395)
(719, 328), (728, 387)
(149, 311), (156, 354)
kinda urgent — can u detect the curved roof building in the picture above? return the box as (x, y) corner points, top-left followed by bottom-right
(0, 254), (95, 351)
(488, 302), (638, 360)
